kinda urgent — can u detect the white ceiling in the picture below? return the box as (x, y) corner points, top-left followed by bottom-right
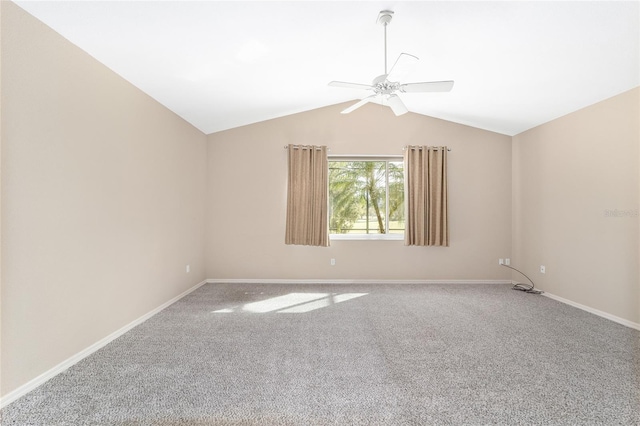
(14, 1), (640, 136)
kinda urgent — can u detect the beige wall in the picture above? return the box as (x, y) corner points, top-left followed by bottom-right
(512, 88), (640, 324)
(1, 2), (207, 397)
(206, 102), (513, 281)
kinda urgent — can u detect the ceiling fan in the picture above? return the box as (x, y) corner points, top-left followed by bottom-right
(329, 10), (454, 116)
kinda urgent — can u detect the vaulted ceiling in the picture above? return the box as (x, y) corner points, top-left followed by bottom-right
(14, 1), (640, 136)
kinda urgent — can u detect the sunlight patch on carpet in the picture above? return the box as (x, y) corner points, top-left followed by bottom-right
(211, 292), (368, 314)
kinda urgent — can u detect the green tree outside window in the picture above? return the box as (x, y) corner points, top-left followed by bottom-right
(329, 160), (404, 235)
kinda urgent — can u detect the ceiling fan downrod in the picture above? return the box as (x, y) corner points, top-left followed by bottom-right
(377, 10), (394, 75)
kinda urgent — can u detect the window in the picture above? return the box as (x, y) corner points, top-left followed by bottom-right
(329, 157), (404, 240)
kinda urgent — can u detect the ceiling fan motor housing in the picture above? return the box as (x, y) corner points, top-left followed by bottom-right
(373, 74), (399, 94)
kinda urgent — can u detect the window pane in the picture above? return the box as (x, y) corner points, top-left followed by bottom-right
(388, 161), (405, 234)
(329, 160), (404, 235)
(329, 161), (364, 234)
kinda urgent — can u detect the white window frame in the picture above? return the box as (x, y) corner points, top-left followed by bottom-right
(328, 155), (404, 241)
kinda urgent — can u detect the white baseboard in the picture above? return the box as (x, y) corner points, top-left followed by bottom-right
(543, 291), (640, 331)
(0, 279), (207, 409)
(206, 278), (512, 285)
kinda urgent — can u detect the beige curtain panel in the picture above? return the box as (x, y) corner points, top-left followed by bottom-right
(285, 144), (330, 247)
(404, 146), (449, 246)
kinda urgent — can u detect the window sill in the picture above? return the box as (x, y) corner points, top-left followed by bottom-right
(330, 233), (404, 241)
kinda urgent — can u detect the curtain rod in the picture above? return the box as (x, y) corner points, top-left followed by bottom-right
(403, 146), (452, 151)
(284, 145), (330, 151)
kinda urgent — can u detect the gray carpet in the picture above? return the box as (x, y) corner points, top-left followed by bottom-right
(2, 283), (639, 425)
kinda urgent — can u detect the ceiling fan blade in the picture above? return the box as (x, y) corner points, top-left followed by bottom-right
(400, 80), (455, 93)
(386, 53), (419, 83)
(385, 94), (409, 116)
(341, 95), (376, 114)
(329, 81), (374, 90)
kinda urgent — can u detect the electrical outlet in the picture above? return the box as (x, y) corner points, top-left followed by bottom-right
(186, 264), (191, 273)
(540, 265), (546, 274)
(330, 258), (336, 266)
(499, 259), (504, 265)
(505, 258), (510, 266)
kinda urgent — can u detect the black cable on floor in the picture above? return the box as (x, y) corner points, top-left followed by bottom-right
(500, 264), (543, 294)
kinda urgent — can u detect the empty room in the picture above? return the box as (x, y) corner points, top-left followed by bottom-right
(1, 1), (639, 424)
